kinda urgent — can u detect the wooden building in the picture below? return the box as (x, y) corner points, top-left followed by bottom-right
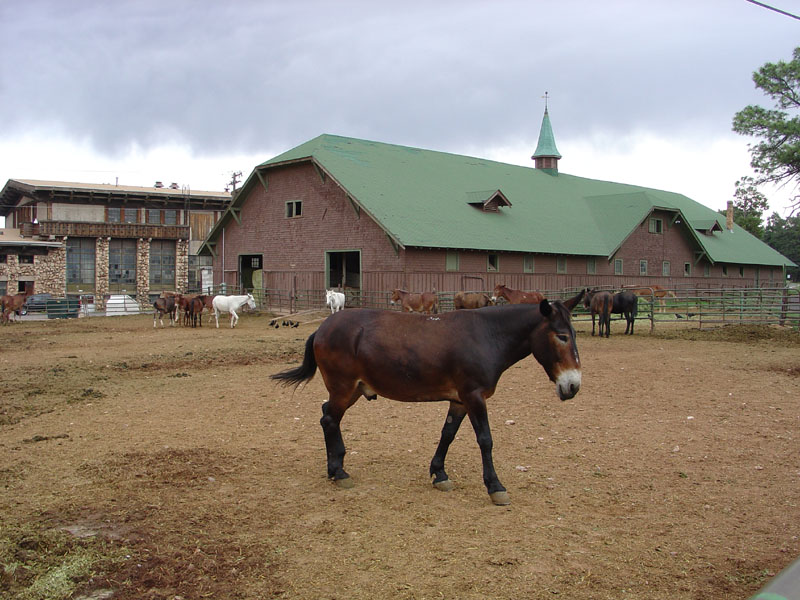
(0, 180), (231, 307)
(199, 115), (796, 299)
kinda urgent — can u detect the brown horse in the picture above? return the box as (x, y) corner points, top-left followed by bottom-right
(583, 288), (613, 337)
(185, 296), (204, 328)
(153, 295), (177, 327)
(453, 291), (494, 310)
(1, 290), (31, 324)
(491, 284), (545, 305)
(628, 285), (676, 313)
(271, 291), (585, 505)
(390, 289), (439, 314)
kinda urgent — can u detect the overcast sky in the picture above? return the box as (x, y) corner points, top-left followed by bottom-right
(1, 0), (798, 222)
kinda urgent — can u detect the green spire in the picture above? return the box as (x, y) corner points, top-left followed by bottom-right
(532, 108), (562, 160)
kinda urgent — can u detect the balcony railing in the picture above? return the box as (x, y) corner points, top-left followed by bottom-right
(38, 221), (190, 240)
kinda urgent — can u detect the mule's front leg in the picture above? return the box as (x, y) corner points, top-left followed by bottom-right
(430, 402), (467, 491)
(466, 397), (509, 505)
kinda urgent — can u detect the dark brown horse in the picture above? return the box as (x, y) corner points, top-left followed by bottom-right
(185, 296), (204, 328)
(453, 291), (494, 310)
(583, 288), (613, 337)
(390, 289), (439, 314)
(153, 295), (177, 327)
(491, 284), (545, 305)
(271, 291), (584, 505)
(612, 290), (638, 335)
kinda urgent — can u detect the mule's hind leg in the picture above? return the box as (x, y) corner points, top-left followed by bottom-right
(320, 391), (359, 487)
(430, 402), (467, 491)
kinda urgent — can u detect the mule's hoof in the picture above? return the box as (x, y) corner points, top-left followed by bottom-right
(490, 491), (511, 505)
(334, 476), (355, 489)
(433, 479), (454, 492)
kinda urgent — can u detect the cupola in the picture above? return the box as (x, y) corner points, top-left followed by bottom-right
(532, 95), (561, 175)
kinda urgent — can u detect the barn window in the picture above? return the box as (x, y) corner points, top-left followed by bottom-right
(147, 209), (161, 224)
(446, 251), (459, 272)
(648, 218), (663, 234)
(523, 255), (535, 273)
(109, 238), (137, 292)
(108, 207), (138, 223)
(66, 238), (96, 292)
(164, 210), (177, 225)
(286, 200), (303, 218)
(639, 260), (647, 276)
(684, 262), (691, 276)
(487, 254), (499, 272)
(19, 255), (34, 265)
(614, 259), (623, 275)
(150, 240), (176, 290)
(586, 257), (596, 275)
(557, 257), (567, 274)
(662, 261), (670, 276)
(0, 254), (7, 263)
(722, 265), (728, 277)
(704, 263), (710, 277)
(739, 265), (744, 277)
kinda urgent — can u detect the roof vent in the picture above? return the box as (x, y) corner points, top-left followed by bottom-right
(155, 181), (164, 188)
(169, 182), (179, 189)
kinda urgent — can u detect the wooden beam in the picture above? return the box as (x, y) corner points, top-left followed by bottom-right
(386, 233), (400, 256)
(230, 207), (241, 225)
(347, 195), (360, 218)
(255, 169), (268, 192)
(313, 163), (326, 183)
(206, 242), (217, 258)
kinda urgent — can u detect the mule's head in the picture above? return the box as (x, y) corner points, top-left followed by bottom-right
(325, 290), (333, 306)
(390, 289), (401, 304)
(246, 294), (256, 310)
(531, 291), (583, 401)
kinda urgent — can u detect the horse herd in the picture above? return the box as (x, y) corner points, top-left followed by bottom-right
(153, 292), (256, 329)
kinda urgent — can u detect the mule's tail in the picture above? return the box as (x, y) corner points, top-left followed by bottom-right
(270, 332), (318, 388)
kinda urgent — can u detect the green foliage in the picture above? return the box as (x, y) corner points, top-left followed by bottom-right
(732, 47), (800, 213)
(763, 211), (800, 280)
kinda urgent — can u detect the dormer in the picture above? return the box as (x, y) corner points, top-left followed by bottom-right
(466, 190), (512, 212)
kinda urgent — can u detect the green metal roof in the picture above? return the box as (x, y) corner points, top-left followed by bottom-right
(532, 109), (562, 159)
(211, 134), (793, 268)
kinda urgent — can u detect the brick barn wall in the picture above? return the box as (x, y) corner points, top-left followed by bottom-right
(211, 172), (784, 295)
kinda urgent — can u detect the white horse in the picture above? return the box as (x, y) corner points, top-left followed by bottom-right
(325, 289), (345, 314)
(213, 294), (256, 328)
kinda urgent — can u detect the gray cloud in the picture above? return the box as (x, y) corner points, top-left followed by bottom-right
(1, 0), (797, 160)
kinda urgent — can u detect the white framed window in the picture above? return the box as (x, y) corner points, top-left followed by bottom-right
(557, 256), (567, 274)
(487, 254), (499, 272)
(662, 261), (670, 276)
(286, 200), (303, 218)
(639, 260), (647, 276)
(648, 218), (663, 234)
(446, 251), (459, 272)
(523, 255), (535, 273)
(586, 257), (596, 274)
(614, 258), (623, 275)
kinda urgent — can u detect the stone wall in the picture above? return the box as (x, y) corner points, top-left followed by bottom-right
(136, 238), (151, 307)
(95, 237), (109, 310)
(0, 245), (66, 296)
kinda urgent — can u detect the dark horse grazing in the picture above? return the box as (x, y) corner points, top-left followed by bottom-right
(583, 288), (613, 337)
(453, 291), (494, 310)
(271, 291), (584, 505)
(491, 284), (544, 305)
(390, 289), (439, 314)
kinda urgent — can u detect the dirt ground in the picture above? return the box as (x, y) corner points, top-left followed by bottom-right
(1, 310), (799, 600)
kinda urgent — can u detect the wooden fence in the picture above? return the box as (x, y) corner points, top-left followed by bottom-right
(181, 285), (800, 331)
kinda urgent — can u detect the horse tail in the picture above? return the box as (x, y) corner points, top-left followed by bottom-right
(270, 332), (318, 388)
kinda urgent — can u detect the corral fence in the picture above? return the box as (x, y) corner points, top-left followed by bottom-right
(141, 285), (800, 331)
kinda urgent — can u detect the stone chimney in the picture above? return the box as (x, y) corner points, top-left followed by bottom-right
(726, 200), (734, 232)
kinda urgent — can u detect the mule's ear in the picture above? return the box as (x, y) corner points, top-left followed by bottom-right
(539, 298), (553, 317)
(563, 289), (585, 312)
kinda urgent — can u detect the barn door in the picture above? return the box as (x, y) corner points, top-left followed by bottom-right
(326, 250), (361, 290)
(239, 254), (263, 293)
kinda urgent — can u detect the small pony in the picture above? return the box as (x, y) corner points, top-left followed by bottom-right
(453, 291), (494, 310)
(390, 289), (439, 314)
(325, 290), (345, 314)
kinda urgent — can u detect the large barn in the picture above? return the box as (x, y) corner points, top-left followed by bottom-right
(200, 114), (795, 301)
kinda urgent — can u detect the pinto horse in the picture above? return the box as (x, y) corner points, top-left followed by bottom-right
(271, 291), (584, 505)
(213, 293), (256, 328)
(583, 288), (613, 337)
(453, 291), (494, 310)
(491, 284), (544, 305)
(153, 295), (178, 327)
(390, 289), (439, 314)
